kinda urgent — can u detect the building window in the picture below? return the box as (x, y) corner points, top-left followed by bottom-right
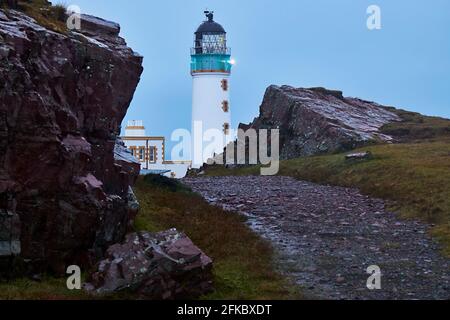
(148, 146), (156, 163)
(129, 147), (137, 157)
(223, 123), (230, 135)
(221, 79), (228, 91)
(138, 147), (145, 161)
(222, 100), (229, 112)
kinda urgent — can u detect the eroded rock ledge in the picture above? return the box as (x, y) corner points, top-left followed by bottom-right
(240, 85), (401, 159)
(0, 9), (143, 274)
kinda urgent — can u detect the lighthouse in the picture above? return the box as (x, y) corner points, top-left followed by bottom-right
(191, 11), (233, 167)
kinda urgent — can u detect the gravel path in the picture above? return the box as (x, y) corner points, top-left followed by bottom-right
(183, 176), (450, 300)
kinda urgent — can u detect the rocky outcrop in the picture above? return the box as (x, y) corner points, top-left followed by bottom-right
(240, 85), (401, 160)
(0, 10), (143, 274)
(85, 229), (214, 299)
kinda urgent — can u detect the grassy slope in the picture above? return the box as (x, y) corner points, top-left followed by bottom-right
(205, 109), (450, 256)
(380, 107), (450, 142)
(0, 277), (89, 300)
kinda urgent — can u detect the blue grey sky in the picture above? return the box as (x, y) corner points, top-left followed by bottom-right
(65, 0), (449, 150)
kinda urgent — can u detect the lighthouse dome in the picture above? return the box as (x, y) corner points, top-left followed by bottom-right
(195, 20), (226, 35)
(193, 11), (229, 55)
(195, 11), (226, 35)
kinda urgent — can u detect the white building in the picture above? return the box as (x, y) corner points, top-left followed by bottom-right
(191, 11), (234, 168)
(122, 120), (191, 179)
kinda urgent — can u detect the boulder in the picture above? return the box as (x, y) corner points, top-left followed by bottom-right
(85, 229), (214, 300)
(0, 9), (143, 274)
(238, 85), (401, 160)
(79, 14), (121, 36)
(345, 152), (373, 160)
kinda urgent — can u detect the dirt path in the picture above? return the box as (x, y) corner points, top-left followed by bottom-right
(183, 176), (450, 300)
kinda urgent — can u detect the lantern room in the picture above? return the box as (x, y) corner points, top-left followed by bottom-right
(191, 11), (232, 74)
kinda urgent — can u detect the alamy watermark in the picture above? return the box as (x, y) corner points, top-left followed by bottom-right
(171, 123), (280, 175)
(366, 265), (382, 290)
(367, 5), (382, 30)
(66, 5), (81, 31)
(66, 265), (81, 290)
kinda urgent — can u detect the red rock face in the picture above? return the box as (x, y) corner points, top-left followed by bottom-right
(0, 10), (143, 274)
(85, 229), (214, 299)
(240, 85), (401, 160)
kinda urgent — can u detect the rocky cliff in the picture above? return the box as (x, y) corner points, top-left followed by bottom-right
(0, 9), (143, 274)
(240, 85), (401, 160)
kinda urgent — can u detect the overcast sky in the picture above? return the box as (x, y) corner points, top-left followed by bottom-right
(63, 0), (450, 152)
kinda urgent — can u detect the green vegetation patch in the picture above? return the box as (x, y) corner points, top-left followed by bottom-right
(142, 174), (192, 193)
(380, 107), (450, 142)
(0, 276), (88, 300)
(2, 1), (69, 34)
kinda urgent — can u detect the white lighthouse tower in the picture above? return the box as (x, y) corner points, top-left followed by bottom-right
(191, 11), (233, 168)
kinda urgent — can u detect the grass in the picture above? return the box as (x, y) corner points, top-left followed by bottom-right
(1, 1), (69, 34)
(0, 277), (88, 300)
(205, 139), (450, 256)
(380, 107), (450, 142)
